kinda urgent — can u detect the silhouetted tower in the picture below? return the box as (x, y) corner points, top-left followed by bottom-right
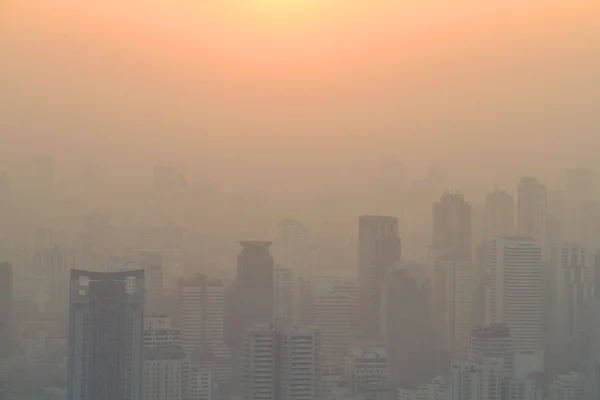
(358, 215), (401, 338)
(432, 192), (472, 258)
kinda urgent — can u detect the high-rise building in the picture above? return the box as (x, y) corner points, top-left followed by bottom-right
(434, 254), (473, 357)
(358, 215), (401, 337)
(0, 263), (12, 392)
(450, 358), (503, 400)
(483, 189), (515, 242)
(548, 371), (587, 400)
(467, 324), (513, 379)
(517, 178), (547, 242)
(241, 322), (321, 400)
(205, 279), (225, 346)
(432, 192), (472, 258)
(380, 261), (437, 386)
(179, 274), (206, 357)
(490, 237), (542, 352)
(277, 220), (314, 277)
(344, 346), (391, 400)
(143, 322), (188, 400)
(274, 268), (295, 321)
(140, 251), (164, 314)
(554, 244), (591, 347)
(230, 241), (274, 349)
(35, 246), (73, 324)
(564, 169), (595, 243)
(398, 376), (449, 400)
(67, 269), (145, 400)
(299, 277), (360, 368)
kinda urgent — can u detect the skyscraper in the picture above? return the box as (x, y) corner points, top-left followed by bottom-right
(179, 274), (206, 357)
(67, 269), (145, 400)
(490, 237), (542, 352)
(230, 241), (274, 349)
(432, 192), (472, 258)
(277, 219), (314, 277)
(554, 244), (591, 347)
(483, 189), (515, 242)
(140, 251), (164, 314)
(0, 263), (12, 393)
(564, 169), (594, 243)
(344, 346), (391, 400)
(380, 261), (436, 386)
(358, 215), (401, 337)
(273, 268), (295, 321)
(434, 254), (473, 357)
(241, 322), (321, 400)
(299, 276), (360, 368)
(517, 178), (547, 242)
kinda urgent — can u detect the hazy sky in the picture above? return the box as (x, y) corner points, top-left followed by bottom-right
(2, 0), (600, 187)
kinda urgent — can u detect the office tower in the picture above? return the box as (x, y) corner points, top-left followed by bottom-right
(35, 245), (73, 324)
(506, 375), (543, 400)
(145, 315), (173, 331)
(192, 344), (233, 386)
(179, 274), (206, 357)
(299, 276), (360, 368)
(205, 279), (225, 345)
(468, 324), (514, 379)
(230, 241), (274, 349)
(450, 358), (503, 400)
(241, 322), (321, 400)
(67, 269), (145, 400)
(548, 371), (587, 400)
(0, 263), (12, 392)
(277, 219), (314, 277)
(490, 237), (542, 352)
(344, 346), (391, 400)
(564, 169), (595, 243)
(187, 371), (213, 400)
(555, 244), (591, 347)
(434, 254), (473, 357)
(274, 268), (295, 321)
(517, 178), (547, 242)
(380, 261), (437, 386)
(140, 251), (164, 314)
(358, 215), (401, 337)
(483, 189), (515, 241)
(432, 192), (472, 257)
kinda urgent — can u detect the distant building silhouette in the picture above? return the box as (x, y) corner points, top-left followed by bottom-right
(517, 178), (547, 244)
(358, 215), (401, 337)
(483, 189), (515, 241)
(228, 241), (274, 349)
(432, 192), (472, 258)
(0, 263), (12, 394)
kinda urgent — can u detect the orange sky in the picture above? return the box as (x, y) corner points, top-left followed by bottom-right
(1, 0), (600, 185)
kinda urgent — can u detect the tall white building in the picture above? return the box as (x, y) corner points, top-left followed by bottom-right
(450, 358), (503, 400)
(555, 244), (591, 346)
(299, 276), (360, 368)
(274, 268), (295, 321)
(490, 237), (543, 352)
(434, 254), (473, 357)
(241, 322), (321, 400)
(344, 346), (391, 400)
(517, 177), (547, 244)
(205, 279), (225, 345)
(187, 371), (213, 400)
(179, 274), (206, 357)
